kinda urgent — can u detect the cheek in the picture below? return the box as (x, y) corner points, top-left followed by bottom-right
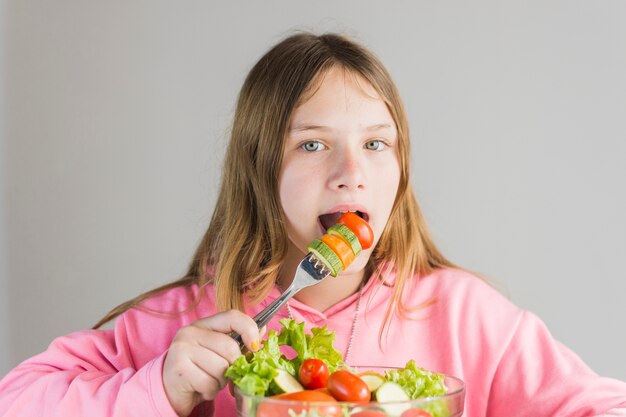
(374, 158), (401, 206)
(278, 169), (299, 222)
(278, 162), (318, 242)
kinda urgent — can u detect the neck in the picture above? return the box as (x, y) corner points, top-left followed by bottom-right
(278, 244), (366, 312)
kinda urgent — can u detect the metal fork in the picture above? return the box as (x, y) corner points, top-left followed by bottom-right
(231, 252), (332, 350)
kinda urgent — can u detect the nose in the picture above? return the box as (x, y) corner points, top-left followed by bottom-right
(327, 147), (366, 191)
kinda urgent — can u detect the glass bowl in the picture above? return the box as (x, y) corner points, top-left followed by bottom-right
(234, 366), (464, 417)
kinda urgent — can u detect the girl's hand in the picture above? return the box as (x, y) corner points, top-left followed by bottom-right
(162, 310), (262, 417)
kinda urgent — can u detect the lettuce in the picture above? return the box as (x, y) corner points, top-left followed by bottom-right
(384, 360), (448, 417)
(384, 360), (447, 398)
(225, 318), (345, 396)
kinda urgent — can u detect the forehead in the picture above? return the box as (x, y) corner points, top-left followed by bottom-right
(290, 66), (395, 129)
(298, 66), (382, 104)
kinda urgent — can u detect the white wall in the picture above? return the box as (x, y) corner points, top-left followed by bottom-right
(1, 0), (11, 377)
(2, 1), (625, 381)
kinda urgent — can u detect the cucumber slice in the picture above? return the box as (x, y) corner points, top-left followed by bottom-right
(359, 372), (386, 392)
(307, 239), (343, 276)
(374, 381), (410, 416)
(327, 224), (362, 256)
(270, 369), (303, 394)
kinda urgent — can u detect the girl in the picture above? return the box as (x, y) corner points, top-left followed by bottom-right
(1, 32), (626, 417)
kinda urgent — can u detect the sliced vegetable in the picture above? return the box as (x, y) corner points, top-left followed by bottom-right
(373, 381), (410, 416)
(270, 369), (303, 394)
(307, 239), (343, 276)
(358, 372), (386, 393)
(327, 224), (362, 256)
(373, 381), (409, 402)
(338, 212), (374, 250)
(320, 234), (355, 269)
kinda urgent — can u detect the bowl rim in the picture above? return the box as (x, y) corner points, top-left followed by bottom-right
(234, 373), (465, 406)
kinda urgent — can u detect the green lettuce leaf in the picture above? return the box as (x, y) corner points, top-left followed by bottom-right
(384, 360), (447, 398)
(225, 318), (345, 396)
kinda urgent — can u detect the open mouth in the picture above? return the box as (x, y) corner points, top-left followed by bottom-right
(318, 211), (369, 232)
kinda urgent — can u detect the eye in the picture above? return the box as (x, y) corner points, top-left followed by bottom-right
(365, 139), (386, 151)
(301, 141), (327, 152)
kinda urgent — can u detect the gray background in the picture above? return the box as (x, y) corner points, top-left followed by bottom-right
(1, 1), (625, 381)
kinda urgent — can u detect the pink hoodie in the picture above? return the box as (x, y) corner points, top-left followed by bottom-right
(1, 268), (625, 416)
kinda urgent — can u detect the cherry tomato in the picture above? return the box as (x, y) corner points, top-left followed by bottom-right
(256, 390), (341, 417)
(299, 358), (330, 390)
(327, 370), (371, 402)
(338, 212), (374, 250)
(351, 411), (388, 417)
(400, 409), (433, 417)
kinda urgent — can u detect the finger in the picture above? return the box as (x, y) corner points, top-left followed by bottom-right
(194, 310), (262, 352)
(193, 330), (243, 364)
(187, 345), (231, 392)
(184, 357), (223, 401)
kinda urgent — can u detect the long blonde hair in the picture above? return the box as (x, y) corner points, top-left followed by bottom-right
(94, 32), (455, 333)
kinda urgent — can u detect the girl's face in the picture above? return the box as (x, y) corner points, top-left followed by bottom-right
(279, 67), (401, 273)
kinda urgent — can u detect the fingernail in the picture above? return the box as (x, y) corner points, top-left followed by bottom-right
(251, 339), (259, 351)
(259, 325), (267, 338)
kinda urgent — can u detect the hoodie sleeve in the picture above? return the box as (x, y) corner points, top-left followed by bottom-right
(0, 312), (182, 417)
(486, 310), (626, 416)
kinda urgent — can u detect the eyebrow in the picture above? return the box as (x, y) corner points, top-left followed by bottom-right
(289, 123), (395, 133)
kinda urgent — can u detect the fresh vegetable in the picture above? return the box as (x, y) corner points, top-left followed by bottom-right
(373, 381), (409, 402)
(373, 381), (410, 415)
(225, 319), (344, 396)
(327, 224), (362, 255)
(308, 239), (344, 276)
(314, 387), (333, 396)
(327, 370), (371, 403)
(299, 358), (330, 390)
(307, 212), (373, 277)
(271, 369), (303, 394)
(256, 390), (341, 417)
(358, 372), (386, 393)
(320, 234), (355, 269)
(274, 391), (337, 402)
(337, 212), (374, 250)
(384, 360), (446, 399)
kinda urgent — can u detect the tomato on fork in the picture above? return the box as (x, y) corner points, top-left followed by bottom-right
(338, 212), (374, 250)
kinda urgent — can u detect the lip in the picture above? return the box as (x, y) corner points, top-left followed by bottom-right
(317, 203), (371, 234)
(322, 203), (369, 219)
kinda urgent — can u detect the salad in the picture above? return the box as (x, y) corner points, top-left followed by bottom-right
(225, 319), (451, 417)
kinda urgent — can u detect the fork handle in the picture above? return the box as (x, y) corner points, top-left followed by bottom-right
(231, 285), (298, 350)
